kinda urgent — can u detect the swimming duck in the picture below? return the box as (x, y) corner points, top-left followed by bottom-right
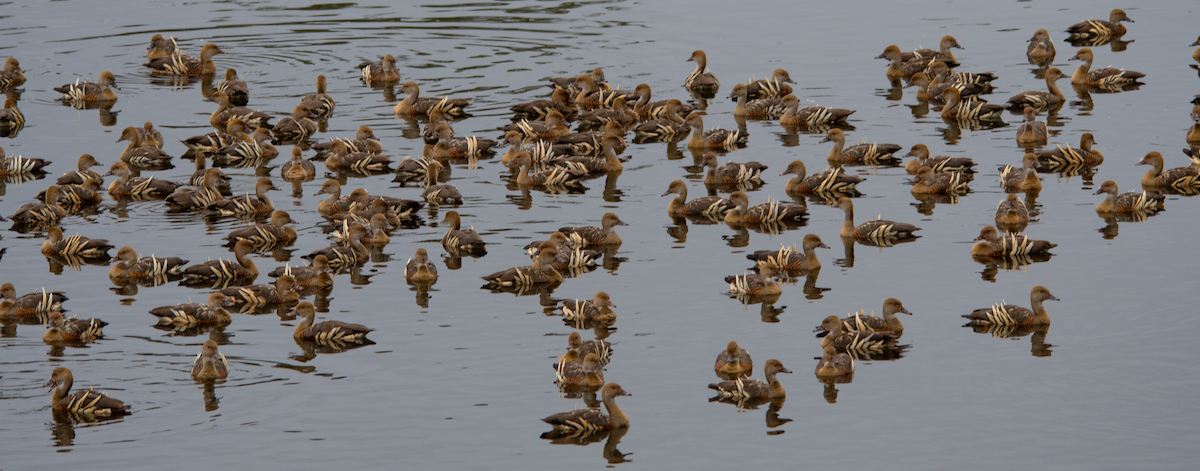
(292, 301), (373, 344)
(1015, 107), (1048, 146)
(556, 352), (606, 390)
(134, 122), (164, 149)
(725, 262), (783, 297)
(0, 283), (67, 319)
(927, 60), (998, 86)
(548, 67), (606, 91)
(224, 210), (298, 248)
(1137, 151), (1200, 190)
(41, 226), (112, 260)
(146, 34), (176, 60)
(814, 345), (854, 378)
(963, 286), (1059, 326)
(325, 141), (392, 173)
(315, 180), (350, 215)
(281, 147), (316, 181)
(268, 254), (331, 289)
(781, 160), (865, 195)
(299, 74), (335, 118)
(0, 147), (49, 176)
(272, 105), (317, 141)
(144, 43), (223, 75)
(777, 95), (855, 127)
(972, 226), (1057, 258)
(723, 191), (807, 226)
(118, 126), (173, 167)
(1026, 29), (1056, 65)
(541, 383), (630, 433)
(305, 225), (370, 270)
(500, 109), (570, 142)
(999, 153), (1042, 192)
(911, 166), (972, 194)
(822, 128), (902, 164)
(561, 291), (616, 325)
(149, 292), (233, 328)
(662, 179), (733, 218)
(1035, 133), (1104, 168)
(822, 298), (912, 334)
(0, 97), (24, 134)
(1069, 48), (1145, 87)
(46, 178), (103, 206)
(422, 160), (463, 205)
(43, 311), (106, 344)
(182, 240), (260, 282)
(904, 144), (976, 174)
(686, 114), (747, 150)
(430, 124), (498, 159)
(221, 274), (299, 309)
(632, 99), (689, 138)
(481, 245), (562, 286)
(833, 197), (920, 242)
(393, 81), (470, 117)
(902, 35), (964, 65)
(205, 177), (278, 216)
(10, 186), (66, 226)
(404, 248), (438, 285)
(312, 125), (382, 154)
(816, 315), (898, 353)
(684, 49), (720, 96)
(107, 246), (189, 282)
(0, 57), (26, 88)
(357, 54), (400, 84)
(45, 367), (130, 418)
(507, 151), (588, 187)
(525, 232), (601, 271)
(746, 234), (829, 272)
(743, 68), (795, 99)
(559, 213), (626, 246)
(546, 135), (623, 176)
(575, 96), (635, 127)
(441, 211), (486, 251)
(165, 168), (225, 211)
(215, 127), (279, 165)
(208, 90), (274, 130)
(1187, 104), (1200, 146)
(939, 87), (1005, 121)
(568, 75), (631, 109)
(709, 359), (790, 400)
(53, 71), (119, 104)
(629, 84), (696, 119)
(908, 71), (989, 103)
(727, 83), (787, 119)
(56, 154), (104, 186)
(191, 340), (229, 380)
(1066, 9), (1133, 39)
(1093, 180), (1163, 215)
(713, 341), (753, 379)
(511, 88), (577, 120)
(876, 45), (930, 79)
(103, 162), (180, 198)
(215, 69), (249, 106)
(181, 118), (250, 154)
(563, 331), (613, 365)
(1007, 68), (1066, 111)
(994, 193), (1030, 228)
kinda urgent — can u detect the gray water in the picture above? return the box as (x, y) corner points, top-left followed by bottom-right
(2, 0), (1199, 469)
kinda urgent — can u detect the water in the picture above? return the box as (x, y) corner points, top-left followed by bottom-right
(2, 1), (1199, 469)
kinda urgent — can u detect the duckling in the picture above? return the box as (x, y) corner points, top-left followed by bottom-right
(1137, 151), (1200, 190)
(107, 246), (189, 282)
(725, 262), (783, 298)
(325, 141), (392, 173)
(10, 186), (66, 226)
(53, 71), (119, 104)
(56, 154), (104, 186)
(1065, 9), (1133, 39)
(208, 90), (274, 130)
(778, 95), (855, 127)
(815, 315), (898, 353)
(822, 129), (902, 164)
(994, 193), (1030, 228)
(271, 105), (317, 141)
(299, 74), (335, 118)
(357, 54), (399, 84)
(103, 162), (181, 198)
(727, 83), (787, 119)
(713, 341), (753, 380)
(662, 179), (733, 218)
(1026, 29), (1056, 65)
(191, 340), (229, 380)
(149, 292), (233, 327)
(216, 69), (249, 106)
(910, 166), (972, 194)
(45, 367), (130, 417)
(405, 248), (438, 285)
(224, 210), (298, 248)
(440, 211), (486, 252)
(43, 311), (106, 344)
(686, 114), (747, 150)
(281, 147), (316, 181)
(0, 57), (26, 88)
(999, 154), (1042, 192)
(541, 383), (630, 432)
(1069, 48), (1145, 87)
(709, 359), (790, 400)
(723, 191), (807, 225)
(904, 144), (976, 174)
(963, 286), (1059, 326)
(291, 302), (373, 343)
(1093, 180), (1163, 215)
(204, 177), (279, 216)
(393, 81), (470, 117)
(746, 234), (829, 272)
(1007, 68), (1066, 111)
(972, 226), (1056, 258)
(814, 345), (854, 378)
(41, 226), (113, 260)
(421, 160), (463, 205)
(118, 126), (172, 167)
(181, 240), (260, 282)
(743, 68), (794, 99)
(558, 213), (626, 246)
(144, 43), (223, 75)
(833, 197), (920, 242)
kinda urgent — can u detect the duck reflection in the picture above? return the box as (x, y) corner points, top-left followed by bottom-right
(541, 422), (632, 464)
(199, 380), (220, 412)
(965, 324), (1054, 357)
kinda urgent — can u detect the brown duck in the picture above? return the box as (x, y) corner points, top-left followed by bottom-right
(149, 292), (233, 328)
(745, 234), (829, 272)
(541, 383), (630, 433)
(709, 359), (790, 400)
(781, 160), (864, 195)
(662, 179), (733, 219)
(182, 240), (259, 282)
(723, 191), (806, 225)
(1069, 48), (1145, 87)
(558, 213), (626, 246)
(292, 302), (373, 344)
(205, 177), (278, 216)
(904, 144), (976, 174)
(144, 43), (223, 75)
(1093, 180), (1163, 215)
(43, 311), (106, 344)
(191, 340), (229, 380)
(393, 81), (470, 117)
(963, 286), (1059, 326)
(833, 197), (920, 243)
(108, 246), (189, 282)
(972, 226), (1056, 258)
(713, 341), (753, 380)
(822, 128), (901, 164)
(45, 367), (130, 418)
(41, 226), (112, 260)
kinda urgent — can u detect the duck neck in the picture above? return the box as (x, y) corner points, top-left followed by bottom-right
(766, 370), (785, 398)
(1046, 75), (1064, 100)
(802, 244), (820, 271)
(1072, 59), (1091, 84)
(1031, 298), (1050, 324)
(50, 377), (72, 407)
(941, 92), (960, 117)
(235, 247), (257, 274)
(294, 312), (314, 339)
(733, 92), (747, 115)
(603, 144), (622, 173)
(840, 205), (855, 235)
(602, 394), (629, 428)
(516, 161), (533, 185)
(827, 137), (845, 161)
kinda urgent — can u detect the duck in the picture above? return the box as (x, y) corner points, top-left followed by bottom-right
(181, 117), (249, 153)
(1036, 133), (1104, 168)
(994, 193), (1031, 228)
(546, 135), (624, 175)
(743, 68), (794, 99)
(511, 88), (577, 120)
(568, 75), (631, 109)
(632, 99), (689, 138)
(1027, 29), (1056, 65)
(548, 67), (605, 91)
(506, 151), (587, 187)
(305, 225), (370, 270)
(723, 191), (807, 225)
(43, 311), (106, 344)
(118, 126), (173, 167)
(780, 160), (865, 195)
(575, 96), (636, 127)
(53, 71), (119, 104)
(910, 166), (972, 194)
(686, 114), (747, 150)
(440, 211), (486, 252)
(299, 74), (335, 118)
(821, 298), (912, 334)
(312, 125), (382, 154)
(272, 105), (317, 141)
(315, 179), (349, 215)
(481, 245), (562, 286)
(713, 341), (753, 379)
(746, 234), (829, 272)
(902, 35), (965, 65)
(0, 97), (24, 133)
(725, 262), (783, 298)
(208, 90), (274, 130)
(422, 160), (463, 205)
(814, 345), (854, 378)
(815, 315), (898, 353)
(563, 331), (613, 365)
(939, 87), (1005, 121)
(1015, 107), (1048, 146)
(353, 213), (392, 247)
(107, 246), (189, 282)
(224, 210), (298, 248)
(103, 162), (181, 198)
(357, 54), (400, 84)
(1193, 36), (1200, 63)
(559, 213), (626, 246)
(500, 109), (570, 142)
(972, 226), (1057, 258)
(0, 57), (26, 88)
(191, 340), (229, 380)
(215, 69), (249, 106)
(146, 34), (176, 60)
(281, 147), (316, 181)
(777, 95), (855, 127)
(393, 81), (470, 117)
(324, 141), (392, 173)
(0, 147), (50, 175)
(553, 121), (627, 157)
(324, 198), (402, 231)
(708, 359), (790, 400)
(1066, 9), (1133, 38)
(1093, 180), (1164, 215)
(149, 292), (233, 327)
(833, 197), (920, 242)
(822, 128), (902, 164)
(1069, 48), (1145, 87)
(182, 240), (260, 282)
(904, 144), (975, 174)
(727, 83), (787, 119)
(56, 154), (104, 186)
(556, 352), (606, 390)
(699, 152), (766, 188)
(205, 177), (278, 216)
(268, 254), (331, 289)
(541, 383), (630, 432)
(876, 45), (929, 79)
(430, 124), (498, 159)
(134, 122), (164, 149)
(927, 60), (998, 86)
(41, 226), (113, 259)
(662, 179), (733, 218)
(221, 274), (298, 308)
(963, 286), (1059, 326)
(44, 367), (130, 417)
(144, 43), (223, 75)
(1188, 104), (1200, 146)
(1006, 68), (1066, 111)
(684, 50), (720, 96)
(216, 128), (279, 165)
(1138, 151), (1200, 189)
(0, 283), (67, 319)
(165, 168), (225, 211)
(629, 84), (696, 120)
(47, 178), (103, 206)
(525, 232), (601, 271)
(405, 248), (439, 285)
(999, 153), (1042, 192)
(561, 292), (616, 325)
(291, 302), (373, 344)
(10, 186), (66, 226)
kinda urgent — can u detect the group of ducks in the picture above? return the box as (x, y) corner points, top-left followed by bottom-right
(0, 9), (1196, 436)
